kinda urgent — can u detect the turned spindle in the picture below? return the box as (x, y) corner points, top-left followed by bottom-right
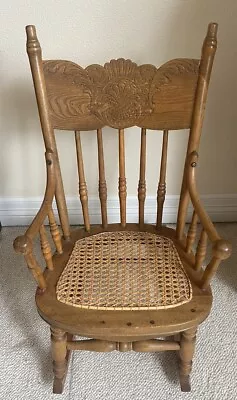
(156, 130), (168, 228)
(75, 131), (90, 232)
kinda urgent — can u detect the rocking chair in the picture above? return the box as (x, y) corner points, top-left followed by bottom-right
(14, 23), (231, 393)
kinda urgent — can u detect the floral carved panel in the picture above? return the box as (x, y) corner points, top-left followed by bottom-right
(43, 58), (200, 130)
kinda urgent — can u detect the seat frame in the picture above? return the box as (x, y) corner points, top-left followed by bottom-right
(35, 223), (212, 393)
(13, 23), (231, 394)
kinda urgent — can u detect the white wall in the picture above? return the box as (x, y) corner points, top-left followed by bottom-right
(0, 0), (236, 205)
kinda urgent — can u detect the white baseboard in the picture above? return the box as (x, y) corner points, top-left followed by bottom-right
(0, 194), (236, 226)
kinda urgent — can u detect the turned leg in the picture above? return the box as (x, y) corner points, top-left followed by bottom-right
(179, 327), (197, 392)
(51, 327), (70, 394)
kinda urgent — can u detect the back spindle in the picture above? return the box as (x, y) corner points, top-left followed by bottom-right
(97, 129), (108, 228)
(48, 207), (63, 254)
(118, 129), (127, 228)
(195, 229), (208, 270)
(75, 131), (90, 232)
(39, 224), (53, 270)
(138, 128), (146, 227)
(186, 210), (198, 253)
(156, 130), (169, 228)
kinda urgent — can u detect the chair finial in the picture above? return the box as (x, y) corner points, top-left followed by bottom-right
(204, 22), (218, 50)
(26, 25), (41, 54)
(207, 22), (218, 37)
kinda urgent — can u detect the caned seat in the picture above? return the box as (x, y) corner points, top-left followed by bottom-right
(56, 231), (192, 310)
(14, 23), (232, 395)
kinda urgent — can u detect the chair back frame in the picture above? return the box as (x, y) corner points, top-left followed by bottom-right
(25, 24), (217, 241)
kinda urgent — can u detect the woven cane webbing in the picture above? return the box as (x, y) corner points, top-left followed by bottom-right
(56, 231), (192, 310)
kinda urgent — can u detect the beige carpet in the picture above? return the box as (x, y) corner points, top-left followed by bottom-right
(0, 224), (237, 400)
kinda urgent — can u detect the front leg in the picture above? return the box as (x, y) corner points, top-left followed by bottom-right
(50, 327), (71, 394)
(179, 327), (197, 392)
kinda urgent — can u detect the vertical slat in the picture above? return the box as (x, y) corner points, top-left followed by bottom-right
(39, 225), (53, 270)
(48, 207), (63, 254)
(195, 229), (208, 270)
(97, 129), (108, 228)
(118, 129), (127, 227)
(75, 131), (90, 232)
(156, 130), (169, 228)
(138, 128), (146, 227)
(186, 211), (198, 253)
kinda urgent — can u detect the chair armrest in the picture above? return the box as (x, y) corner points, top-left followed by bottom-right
(13, 149), (56, 291)
(187, 151), (232, 289)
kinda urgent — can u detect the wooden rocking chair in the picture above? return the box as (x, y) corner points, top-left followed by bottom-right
(14, 23), (231, 394)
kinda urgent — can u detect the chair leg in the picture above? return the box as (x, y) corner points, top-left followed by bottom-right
(50, 327), (71, 394)
(179, 327), (197, 392)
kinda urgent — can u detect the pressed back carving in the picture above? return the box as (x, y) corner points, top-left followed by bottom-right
(43, 58), (200, 131)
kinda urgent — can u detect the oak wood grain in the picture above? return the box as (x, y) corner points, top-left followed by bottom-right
(43, 58), (199, 131)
